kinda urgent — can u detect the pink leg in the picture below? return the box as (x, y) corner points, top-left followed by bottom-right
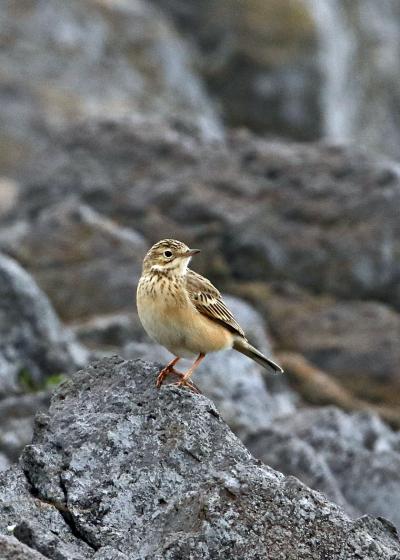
(176, 353), (205, 392)
(156, 356), (180, 388)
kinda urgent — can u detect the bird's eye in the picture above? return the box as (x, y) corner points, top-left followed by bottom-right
(164, 250), (172, 258)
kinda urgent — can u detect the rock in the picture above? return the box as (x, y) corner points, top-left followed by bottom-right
(0, 455), (10, 472)
(258, 284), (400, 383)
(0, 393), (50, 468)
(0, 253), (87, 396)
(12, 119), (400, 310)
(0, 177), (19, 217)
(221, 295), (273, 355)
(0, 202), (147, 320)
(275, 351), (400, 430)
(0, 536), (48, 560)
(310, 0), (400, 160)
(0, 357), (398, 559)
(246, 424), (354, 514)
(248, 406), (400, 529)
(0, 0), (222, 178)
(150, 0), (321, 139)
(72, 312), (147, 351)
(0, 468), (93, 559)
(122, 341), (171, 364)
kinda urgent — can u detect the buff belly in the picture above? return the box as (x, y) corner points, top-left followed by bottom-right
(137, 293), (233, 358)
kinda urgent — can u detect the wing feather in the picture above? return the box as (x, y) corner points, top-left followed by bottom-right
(186, 269), (245, 338)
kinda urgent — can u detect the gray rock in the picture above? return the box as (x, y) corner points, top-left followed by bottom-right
(72, 312), (147, 350)
(0, 536), (48, 560)
(12, 118), (400, 311)
(0, 468), (93, 559)
(122, 341), (171, 364)
(0, 253), (87, 396)
(0, 0), (222, 179)
(0, 202), (147, 320)
(248, 406), (400, 529)
(0, 357), (396, 559)
(0, 393), (50, 468)
(0, 454), (10, 472)
(310, 0), (400, 160)
(150, 0), (322, 140)
(222, 295), (272, 355)
(265, 293), (400, 382)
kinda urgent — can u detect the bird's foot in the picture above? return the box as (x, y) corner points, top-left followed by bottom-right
(156, 366), (183, 388)
(175, 378), (202, 394)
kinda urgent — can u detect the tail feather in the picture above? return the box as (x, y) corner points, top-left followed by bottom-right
(233, 338), (283, 373)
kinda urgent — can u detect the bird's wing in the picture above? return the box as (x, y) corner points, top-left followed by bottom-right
(186, 269), (245, 338)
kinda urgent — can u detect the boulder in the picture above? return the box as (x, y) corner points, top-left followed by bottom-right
(310, 0), (400, 160)
(0, 0), (222, 178)
(0, 357), (398, 559)
(257, 283), (400, 383)
(0, 253), (86, 396)
(0, 393), (49, 469)
(11, 119), (400, 310)
(0, 202), (147, 320)
(0, 536), (48, 560)
(247, 406), (400, 529)
(150, 0), (321, 139)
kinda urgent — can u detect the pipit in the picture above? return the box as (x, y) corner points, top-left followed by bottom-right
(136, 239), (283, 391)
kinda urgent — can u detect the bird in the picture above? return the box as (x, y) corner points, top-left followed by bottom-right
(136, 239), (283, 391)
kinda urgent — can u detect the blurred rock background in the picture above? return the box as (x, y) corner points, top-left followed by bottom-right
(1, 0), (400, 535)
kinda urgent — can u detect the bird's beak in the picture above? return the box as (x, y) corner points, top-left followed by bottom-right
(185, 248), (201, 257)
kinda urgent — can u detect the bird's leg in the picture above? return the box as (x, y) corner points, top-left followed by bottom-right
(156, 356), (181, 388)
(176, 353), (205, 391)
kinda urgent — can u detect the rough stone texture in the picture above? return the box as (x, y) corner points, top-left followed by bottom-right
(0, 202), (147, 320)
(0, 536), (48, 560)
(0, 468), (93, 559)
(0, 393), (50, 468)
(10, 119), (400, 312)
(0, 253), (87, 396)
(247, 406), (400, 529)
(72, 312), (147, 351)
(0, 357), (398, 559)
(150, 0), (321, 139)
(310, 0), (400, 160)
(259, 284), (400, 383)
(0, 177), (19, 218)
(0, 0), (221, 178)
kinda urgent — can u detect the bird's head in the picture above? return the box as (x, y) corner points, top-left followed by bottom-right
(143, 239), (200, 275)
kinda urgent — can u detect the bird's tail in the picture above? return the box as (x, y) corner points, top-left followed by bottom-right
(233, 338), (283, 373)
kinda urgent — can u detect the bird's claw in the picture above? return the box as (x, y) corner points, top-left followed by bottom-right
(156, 366), (202, 393)
(156, 367), (183, 388)
(175, 378), (202, 394)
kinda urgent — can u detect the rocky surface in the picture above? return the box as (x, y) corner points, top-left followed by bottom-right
(256, 284), (400, 384)
(311, 0), (400, 160)
(0, 0), (222, 179)
(0, 536), (49, 560)
(0, 392), (50, 465)
(0, 252), (86, 396)
(247, 406), (400, 528)
(150, 0), (321, 139)
(9, 119), (400, 311)
(0, 202), (147, 320)
(0, 357), (399, 559)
